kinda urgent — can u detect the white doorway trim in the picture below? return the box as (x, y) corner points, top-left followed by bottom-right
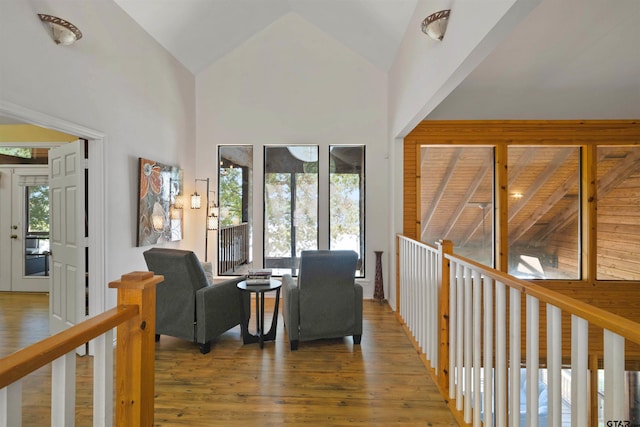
(0, 100), (107, 318)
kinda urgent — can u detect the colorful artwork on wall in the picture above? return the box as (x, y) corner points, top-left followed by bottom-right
(136, 157), (183, 246)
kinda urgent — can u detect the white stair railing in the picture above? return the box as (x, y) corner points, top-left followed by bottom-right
(396, 234), (640, 427)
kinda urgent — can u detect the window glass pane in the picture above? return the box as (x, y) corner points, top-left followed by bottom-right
(420, 146), (494, 267)
(218, 145), (253, 275)
(330, 146), (365, 277)
(25, 185), (50, 276)
(508, 146), (580, 279)
(0, 147), (48, 164)
(597, 145), (640, 280)
(264, 146), (318, 275)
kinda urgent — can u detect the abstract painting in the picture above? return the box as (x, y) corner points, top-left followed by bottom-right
(136, 157), (183, 246)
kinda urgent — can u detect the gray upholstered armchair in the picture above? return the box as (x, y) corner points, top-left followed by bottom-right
(282, 250), (363, 351)
(143, 248), (249, 354)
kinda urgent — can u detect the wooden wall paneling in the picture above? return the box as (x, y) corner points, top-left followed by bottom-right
(403, 138), (418, 240)
(415, 142), (421, 240)
(582, 144), (597, 282)
(495, 143), (509, 272)
(403, 120), (640, 338)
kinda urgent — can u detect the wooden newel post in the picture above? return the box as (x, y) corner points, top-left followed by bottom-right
(109, 271), (163, 427)
(437, 240), (453, 395)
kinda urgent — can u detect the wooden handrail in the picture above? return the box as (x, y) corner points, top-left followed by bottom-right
(0, 305), (138, 389)
(444, 252), (640, 345)
(0, 270), (162, 427)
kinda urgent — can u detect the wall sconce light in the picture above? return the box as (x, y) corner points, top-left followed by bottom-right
(207, 213), (218, 231)
(421, 9), (450, 41)
(192, 178), (218, 261)
(38, 14), (83, 46)
(207, 193), (219, 231)
(191, 191), (202, 209)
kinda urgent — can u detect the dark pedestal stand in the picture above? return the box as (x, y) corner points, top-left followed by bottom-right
(374, 251), (385, 303)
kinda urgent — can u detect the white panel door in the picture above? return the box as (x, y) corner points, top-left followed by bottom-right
(10, 167), (51, 292)
(48, 141), (86, 335)
(0, 167), (50, 293)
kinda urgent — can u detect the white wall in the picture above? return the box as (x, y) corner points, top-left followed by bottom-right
(0, 0), (196, 308)
(388, 0), (540, 138)
(196, 13), (388, 297)
(385, 0), (539, 308)
(428, 0), (640, 120)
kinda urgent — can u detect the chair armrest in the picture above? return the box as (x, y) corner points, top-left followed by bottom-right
(354, 282), (363, 335)
(195, 277), (249, 344)
(282, 274), (300, 342)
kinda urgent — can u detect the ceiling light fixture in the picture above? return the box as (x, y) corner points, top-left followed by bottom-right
(421, 9), (450, 41)
(38, 14), (83, 46)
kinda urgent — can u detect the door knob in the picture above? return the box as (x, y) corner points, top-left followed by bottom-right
(10, 235), (18, 239)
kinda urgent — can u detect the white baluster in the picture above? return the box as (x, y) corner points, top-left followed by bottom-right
(449, 259), (457, 400)
(52, 351), (76, 427)
(571, 316), (588, 427)
(93, 329), (114, 427)
(495, 281), (507, 427)
(464, 266), (473, 423)
(473, 270), (482, 426)
(456, 263), (465, 410)
(526, 295), (540, 427)
(604, 329), (625, 423)
(510, 288), (521, 427)
(484, 276), (494, 427)
(546, 304), (562, 427)
(0, 381), (22, 427)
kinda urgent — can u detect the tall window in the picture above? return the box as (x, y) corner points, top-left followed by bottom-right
(218, 145), (253, 275)
(420, 146), (494, 267)
(419, 145), (582, 278)
(264, 146), (318, 275)
(330, 146), (365, 276)
(24, 184), (50, 276)
(507, 146), (580, 280)
(597, 145), (640, 280)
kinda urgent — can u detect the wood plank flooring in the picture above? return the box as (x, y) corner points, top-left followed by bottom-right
(0, 292), (458, 426)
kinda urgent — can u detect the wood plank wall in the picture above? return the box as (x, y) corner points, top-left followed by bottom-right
(403, 137), (419, 240)
(403, 120), (640, 329)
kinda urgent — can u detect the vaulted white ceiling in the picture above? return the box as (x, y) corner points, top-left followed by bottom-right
(428, 0), (640, 119)
(114, 0), (418, 74)
(113, 0), (640, 119)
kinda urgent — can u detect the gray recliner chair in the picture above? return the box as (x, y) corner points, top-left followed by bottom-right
(282, 250), (363, 351)
(143, 247), (249, 354)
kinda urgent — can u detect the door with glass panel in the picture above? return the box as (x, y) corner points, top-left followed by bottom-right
(3, 167), (51, 292)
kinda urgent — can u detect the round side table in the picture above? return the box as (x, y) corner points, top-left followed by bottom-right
(237, 279), (282, 348)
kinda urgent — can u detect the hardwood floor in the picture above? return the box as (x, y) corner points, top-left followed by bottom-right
(0, 292), (458, 426)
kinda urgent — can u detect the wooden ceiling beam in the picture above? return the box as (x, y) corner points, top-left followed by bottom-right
(510, 174), (578, 244)
(459, 147), (538, 247)
(420, 148), (462, 240)
(441, 154), (492, 240)
(532, 149), (640, 244)
(508, 147), (575, 222)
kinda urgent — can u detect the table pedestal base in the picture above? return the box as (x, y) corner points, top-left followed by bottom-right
(239, 287), (281, 349)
